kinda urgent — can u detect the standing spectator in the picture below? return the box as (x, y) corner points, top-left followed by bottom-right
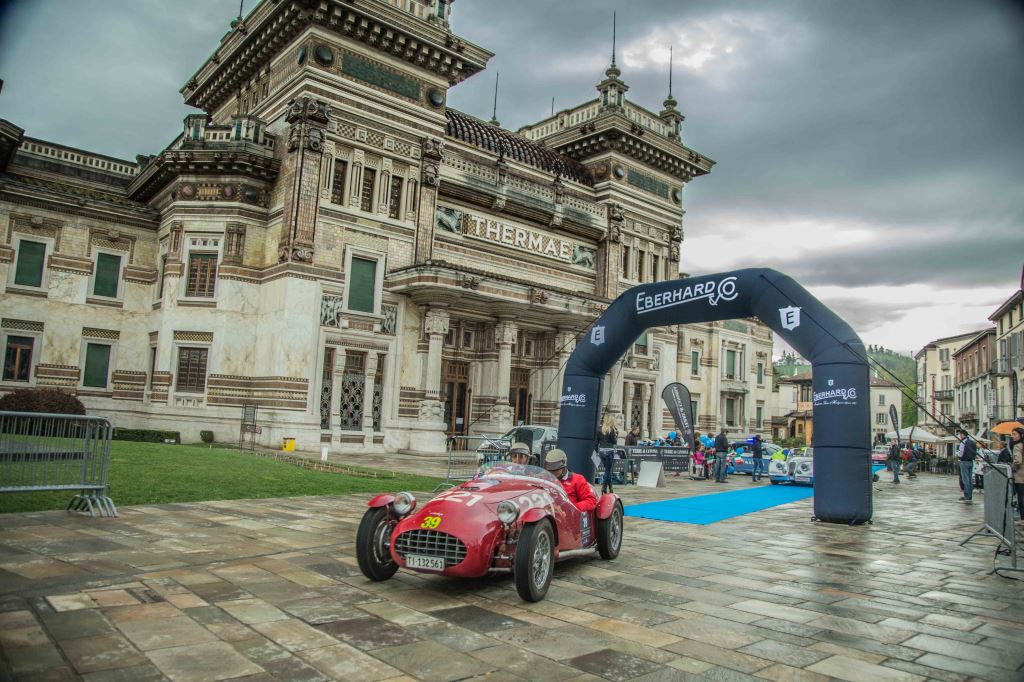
(750, 435), (764, 483)
(691, 443), (706, 480)
(888, 440), (902, 485)
(906, 445), (919, 479)
(1010, 427), (1024, 521)
(713, 430), (729, 483)
(997, 440), (1012, 464)
(625, 426), (640, 446)
(596, 414), (618, 494)
(957, 430), (977, 503)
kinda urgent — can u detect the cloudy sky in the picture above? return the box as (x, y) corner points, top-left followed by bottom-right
(1, 0), (1022, 354)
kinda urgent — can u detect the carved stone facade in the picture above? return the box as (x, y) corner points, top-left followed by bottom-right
(0, 0), (774, 455)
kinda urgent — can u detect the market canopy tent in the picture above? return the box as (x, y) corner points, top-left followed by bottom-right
(556, 268), (872, 525)
(883, 426), (956, 444)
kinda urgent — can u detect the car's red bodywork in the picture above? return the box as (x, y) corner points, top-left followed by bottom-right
(384, 467), (618, 578)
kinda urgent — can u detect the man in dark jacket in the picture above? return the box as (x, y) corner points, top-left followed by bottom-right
(750, 435), (764, 483)
(888, 440), (901, 484)
(958, 430), (977, 503)
(713, 430), (729, 482)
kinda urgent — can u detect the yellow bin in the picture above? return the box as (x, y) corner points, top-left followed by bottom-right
(281, 437), (296, 452)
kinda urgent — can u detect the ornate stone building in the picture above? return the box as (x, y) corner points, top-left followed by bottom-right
(0, 0), (776, 454)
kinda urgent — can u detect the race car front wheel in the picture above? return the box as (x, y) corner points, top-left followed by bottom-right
(597, 500), (623, 560)
(356, 506), (399, 581)
(514, 519), (554, 602)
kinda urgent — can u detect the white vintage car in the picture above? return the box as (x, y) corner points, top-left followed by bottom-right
(768, 447), (813, 485)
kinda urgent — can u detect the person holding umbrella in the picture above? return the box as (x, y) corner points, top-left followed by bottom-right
(1010, 427), (1024, 522)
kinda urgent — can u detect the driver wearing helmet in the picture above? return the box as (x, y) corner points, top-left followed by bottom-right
(508, 442), (532, 467)
(543, 449), (597, 512)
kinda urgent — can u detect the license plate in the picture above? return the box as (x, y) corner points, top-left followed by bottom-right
(405, 555), (445, 571)
(796, 476), (810, 482)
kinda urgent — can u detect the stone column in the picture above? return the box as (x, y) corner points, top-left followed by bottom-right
(675, 326), (687, 383)
(413, 308), (449, 454)
(277, 97), (330, 264)
(330, 347), (347, 435)
(551, 328), (577, 429)
(641, 383), (652, 438)
(608, 362), (625, 434)
(623, 381), (634, 431)
(420, 308), (449, 412)
(414, 138), (445, 264)
(492, 319), (517, 432)
(361, 351), (380, 447)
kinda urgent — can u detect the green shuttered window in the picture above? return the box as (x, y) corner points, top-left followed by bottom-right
(93, 253), (122, 298)
(347, 257), (377, 313)
(83, 343), (111, 388)
(14, 240), (46, 287)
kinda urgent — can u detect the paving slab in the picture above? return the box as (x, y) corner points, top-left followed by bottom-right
(0, 470), (1022, 681)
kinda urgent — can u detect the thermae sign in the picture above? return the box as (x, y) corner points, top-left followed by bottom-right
(635, 276), (738, 314)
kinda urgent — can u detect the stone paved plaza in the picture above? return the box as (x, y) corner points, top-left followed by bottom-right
(1, 470), (1023, 681)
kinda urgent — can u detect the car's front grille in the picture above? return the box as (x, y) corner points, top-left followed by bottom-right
(394, 529), (467, 567)
(788, 461), (797, 475)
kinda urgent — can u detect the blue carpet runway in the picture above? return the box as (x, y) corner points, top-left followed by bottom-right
(625, 465), (888, 525)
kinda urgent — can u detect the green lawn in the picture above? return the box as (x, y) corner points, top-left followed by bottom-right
(0, 442), (442, 514)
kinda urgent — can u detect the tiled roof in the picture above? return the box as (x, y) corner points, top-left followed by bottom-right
(445, 109), (592, 185)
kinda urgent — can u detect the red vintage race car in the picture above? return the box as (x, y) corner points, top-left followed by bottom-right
(356, 463), (624, 601)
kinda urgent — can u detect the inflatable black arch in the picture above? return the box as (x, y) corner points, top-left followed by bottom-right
(556, 268), (872, 524)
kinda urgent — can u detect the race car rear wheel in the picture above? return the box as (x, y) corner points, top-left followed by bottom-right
(597, 500), (623, 560)
(356, 506), (399, 581)
(514, 519), (554, 602)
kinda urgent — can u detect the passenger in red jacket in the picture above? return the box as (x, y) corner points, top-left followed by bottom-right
(543, 449), (597, 512)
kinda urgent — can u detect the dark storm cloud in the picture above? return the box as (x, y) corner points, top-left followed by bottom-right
(817, 297), (934, 335)
(445, 1), (1024, 294)
(0, 0), (1021, 326)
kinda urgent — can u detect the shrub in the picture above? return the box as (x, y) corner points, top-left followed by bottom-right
(0, 388), (86, 415)
(200, 430), (214, 443)
(113, 429), (180, 444)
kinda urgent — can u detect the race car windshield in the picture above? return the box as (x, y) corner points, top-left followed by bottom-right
(478, 462), (559, 484)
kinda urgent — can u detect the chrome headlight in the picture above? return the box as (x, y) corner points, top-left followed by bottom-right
(798, 463), (810, 473)
(497, 500), (519, 525)
(393, 492), (416, 516)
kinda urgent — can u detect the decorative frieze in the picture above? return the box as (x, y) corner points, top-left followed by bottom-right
(223, 223), (246, 265)
(83, 327), (120, 341)
(1, 318), (44, 332)
(175, 182), (268, 207)
(380, 303), (398, 336)
(34, 365), (78, 388)
(173, 330), (213, 343)
(321, 294), (345, 328)
(7, 214), (62, 247)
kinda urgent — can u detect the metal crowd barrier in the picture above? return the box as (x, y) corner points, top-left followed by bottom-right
(436, 435), (511, 491)
(960, 463), (1022, 577)
(0, 411), (117, 517)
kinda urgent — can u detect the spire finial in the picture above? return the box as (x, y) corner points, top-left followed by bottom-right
(551, 97), (555, 117)
(663, 44), (678, 110)
(238, 0), (244, 20)
(489, 71), (500, 126)
(668, 45), (673, 97)
(611, 11), (617, 67)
